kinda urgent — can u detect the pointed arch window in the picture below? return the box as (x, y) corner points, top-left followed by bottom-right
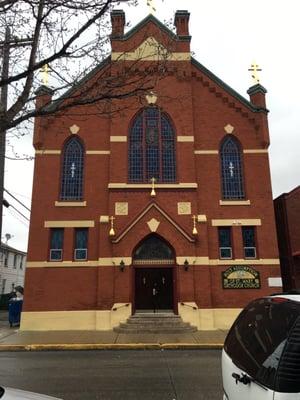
(129, 107), (176, 183)
(220, 136), (245, 199)
(60, 137), (84, 201)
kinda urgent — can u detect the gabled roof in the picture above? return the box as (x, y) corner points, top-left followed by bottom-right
(120, 13), (177, 41)
(191, 58), (266, 113)
(43, 12), (265, 114)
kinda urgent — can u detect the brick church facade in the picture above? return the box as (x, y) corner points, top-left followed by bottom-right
(22, 10), (281, 331)
(274, 186), (300, 290)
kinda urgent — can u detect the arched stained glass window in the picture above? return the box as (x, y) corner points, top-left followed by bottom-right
(129, 107), (176, 183)
(133, 234), (175, 264)
(220, 136), (245, 199)
(60, 137), (84, 201)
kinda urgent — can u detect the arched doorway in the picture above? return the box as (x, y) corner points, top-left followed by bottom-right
(133, 234), (175, 312)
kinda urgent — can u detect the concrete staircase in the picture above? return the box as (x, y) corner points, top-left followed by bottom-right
(114, 312), (197, 334)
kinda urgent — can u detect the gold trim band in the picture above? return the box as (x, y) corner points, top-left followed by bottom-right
(86, 151), (110, 155)
(110, 136), (127, 142)
(26, 257), (280, 268)
(212, 219), (261, 226)
(108, 183), (198, 189)
(55, 201), (86, 207)
(35, 150), (61, 155)
(44, 220), (95, 228)
(177, 136), (194, 142)
(194, 150), (219, 154)
(219, 200), (251, 206)
(243, 149), (268, 154)
(111, 52), (191, 62)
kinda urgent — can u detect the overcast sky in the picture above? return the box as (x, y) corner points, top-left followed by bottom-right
(3, 0), (300, 252)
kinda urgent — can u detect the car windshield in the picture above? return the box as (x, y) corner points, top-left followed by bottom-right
(224, 297), (300, 390)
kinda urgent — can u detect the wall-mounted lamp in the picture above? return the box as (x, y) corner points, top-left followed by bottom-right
(109, 216), (115, 237)
(119, 260), (125, 272)
(184, 259), (189, 271)
(150, 177), (156, 197)
(192, 215), (198, 236)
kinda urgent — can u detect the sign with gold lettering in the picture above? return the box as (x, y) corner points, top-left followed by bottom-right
(222, 266), (260, 289)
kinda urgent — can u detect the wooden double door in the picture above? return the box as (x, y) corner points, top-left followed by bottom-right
(135, 267), (174, 311)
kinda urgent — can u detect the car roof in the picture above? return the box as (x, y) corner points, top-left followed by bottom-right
(269, 293), (300, 302)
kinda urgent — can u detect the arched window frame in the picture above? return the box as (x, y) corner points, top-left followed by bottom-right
(60, 136), (85, 201)
(132, 233), (175, 265)
(220, 135), (245, 200)
(128, 107), (177, 183)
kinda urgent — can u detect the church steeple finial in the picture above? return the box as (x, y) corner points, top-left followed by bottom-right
(248, 62), (262, 85)
(146, 0), (156, 14)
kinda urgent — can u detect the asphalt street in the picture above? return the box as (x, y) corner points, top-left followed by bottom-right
(0, 350), (223, 400)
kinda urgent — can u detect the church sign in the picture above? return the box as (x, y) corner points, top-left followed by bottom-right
(222, 266), (260, 289)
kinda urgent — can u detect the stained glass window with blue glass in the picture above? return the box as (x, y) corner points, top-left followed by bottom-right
(74, 228), (88, 260)
(242, 227), (256, 258)
(220, 136), (245, 199)
(60, 137), (84, 200)
(50, 228), (63, 261)
(129, 107), (176, 182)
(218, 227), (232, 259)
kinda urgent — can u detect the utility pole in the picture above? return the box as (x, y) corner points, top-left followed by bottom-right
(0, 26), (10, 246)
(0, 27), (33, 244)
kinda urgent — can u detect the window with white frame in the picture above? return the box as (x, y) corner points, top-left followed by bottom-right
(74, 228), (88, 260)
(242, 226), (257, 259)
(49, 228), (64, 261)
(218, 227), (232, 259)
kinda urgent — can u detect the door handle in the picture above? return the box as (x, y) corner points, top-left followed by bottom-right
(232, 372), (251, 385)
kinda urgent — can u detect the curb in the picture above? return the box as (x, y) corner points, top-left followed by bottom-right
(0, 343), (223, 351)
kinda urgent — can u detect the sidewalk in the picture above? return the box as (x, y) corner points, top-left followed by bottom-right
(0, 311), (227, 351)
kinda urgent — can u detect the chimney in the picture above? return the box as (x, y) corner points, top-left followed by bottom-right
(247, 83), (267, 109)
(247, 83), (270, 147)
(111, 10), (125, 38)
(174, 10), (190, 37)
(35, 85), (53, 110)
(33, 85), (53, 149)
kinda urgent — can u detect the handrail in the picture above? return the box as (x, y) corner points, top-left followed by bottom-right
(180, 302), (197, 310)
(112, 303), (130, 311)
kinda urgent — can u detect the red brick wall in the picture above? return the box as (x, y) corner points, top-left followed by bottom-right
(24, 14), (281, 314)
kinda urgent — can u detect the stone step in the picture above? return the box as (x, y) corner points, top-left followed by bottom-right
(114, 326), (197, 334)
(119, 321), (193, 328)
(126, 319), (189, 326)
(131, 314), (181, 319)
(114, 312), (197, 334)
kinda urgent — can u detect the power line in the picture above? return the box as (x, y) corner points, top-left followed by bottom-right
(4, 188), (31, 212)
(6, 208), (29, 228)
(7, 203), (30, 221)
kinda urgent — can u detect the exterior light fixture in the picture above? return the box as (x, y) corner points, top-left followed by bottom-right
(184, 259), (189, 271)
(192, 215), (198, 236)
(119, 260), (125, 272)
(109, 216), (115, 237)
(150, 177), (156, 197)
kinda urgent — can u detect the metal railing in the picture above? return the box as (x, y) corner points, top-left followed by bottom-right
(180, 302), (197, 310)
(112, 303), (130, 311)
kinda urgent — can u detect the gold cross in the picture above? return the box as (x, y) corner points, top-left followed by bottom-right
(248, 62), (262, 84)
(40, 64), (49, 86)
(147, 0), (156, 14)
